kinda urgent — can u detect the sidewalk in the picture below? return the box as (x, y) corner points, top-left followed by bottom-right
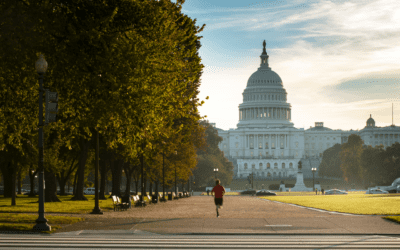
(53, 195), (400, 235)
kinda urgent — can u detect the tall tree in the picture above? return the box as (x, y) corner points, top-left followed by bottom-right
(339, 134), (364, 186)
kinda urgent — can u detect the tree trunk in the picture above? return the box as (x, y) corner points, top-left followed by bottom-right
(73, 172), (78, 196)
(58, 175), (66, 196)
(1, 161), (13, 198)
(71, 138), (90, 201)
(149, 180), (153, 197)
(44, 170), (61, 202)
(110, 157), (123, 198)
(17, 171), (22, 195)
(11, 163), (16, 206)
(124, 164), (132, 196)
(143, 175), (147, 196)
(99, 158), (107, 200)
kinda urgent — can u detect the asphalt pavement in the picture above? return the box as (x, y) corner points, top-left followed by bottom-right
(49, 193), (400, 236)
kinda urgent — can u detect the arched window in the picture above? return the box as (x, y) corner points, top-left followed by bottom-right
(252, 164), (255, 169)
(274, 163), (278, 169)
(259, 163), (263, 169)
(273, 172), (276, 177)
(244, 163), (248, 170)
(267, 163), (270, 169)
(267, 172), (271, 177)
(282, 163), (285, 168)
(289, 163), (293, 168)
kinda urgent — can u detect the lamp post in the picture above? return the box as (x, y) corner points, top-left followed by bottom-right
(33, 54), (51, 232)
(214, 168), (218, 180)
(311, 167), (317, 192)
(137, 142), (146, 207)
(161, 146), (167, 202)
(174, 151), (178, 199)
(91, 130), (103, 214)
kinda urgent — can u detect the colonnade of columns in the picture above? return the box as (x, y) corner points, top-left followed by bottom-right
(239, 107), (291, 120)
(244, 134), (289, 150)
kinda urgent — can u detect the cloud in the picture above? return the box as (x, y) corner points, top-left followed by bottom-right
(193, 0), (400, 130)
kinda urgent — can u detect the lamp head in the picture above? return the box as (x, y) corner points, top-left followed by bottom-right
(35, 54), (48, 74)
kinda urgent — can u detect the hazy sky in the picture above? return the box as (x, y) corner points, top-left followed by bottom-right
(179, 0), (400, 131)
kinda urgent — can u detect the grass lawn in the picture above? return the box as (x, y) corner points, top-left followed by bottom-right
(0, 213), (84, 234)
(383, 216), (400, 224)
(260, 193), (400, 215)
(0, 194), (114, 233)
(0, 195), (114, 213)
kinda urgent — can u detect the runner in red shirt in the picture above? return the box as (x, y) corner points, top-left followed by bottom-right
(211, 179), (225, 218)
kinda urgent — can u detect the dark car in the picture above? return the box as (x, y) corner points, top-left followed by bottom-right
(240, 189), (257, 195)
(324, 189), (348, 195)
(256, 189), (277, 196)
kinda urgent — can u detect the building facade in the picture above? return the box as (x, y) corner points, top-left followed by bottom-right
(216, 41), (400, 180)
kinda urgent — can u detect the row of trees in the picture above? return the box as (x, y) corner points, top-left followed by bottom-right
(319, 134), (400, 188)
(0, 0), (212, 205)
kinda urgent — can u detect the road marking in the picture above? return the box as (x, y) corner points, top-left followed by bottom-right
(265, 225), (292, 227)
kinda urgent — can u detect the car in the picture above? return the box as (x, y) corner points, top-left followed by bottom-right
(240, 189), (257, 195)
(324, 189), (348, 195)
(366, 189), (389, 194)
(84, 188), (97, 195)
(256, 189), (277, 196)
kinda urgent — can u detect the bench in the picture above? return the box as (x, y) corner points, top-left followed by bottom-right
(131, 195), (139, 205)
(112, 195), (129, 211)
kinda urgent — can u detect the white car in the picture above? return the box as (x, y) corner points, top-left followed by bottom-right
(84, 188), (96, 195)
(366, 189), (389, 194)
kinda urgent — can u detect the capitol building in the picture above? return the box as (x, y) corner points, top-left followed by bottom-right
(215, 41), (400, 180)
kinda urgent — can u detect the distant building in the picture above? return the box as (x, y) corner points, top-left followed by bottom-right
(215, 41), (400, 180)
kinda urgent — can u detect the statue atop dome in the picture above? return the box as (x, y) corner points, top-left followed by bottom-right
(262, 40), (267, 54)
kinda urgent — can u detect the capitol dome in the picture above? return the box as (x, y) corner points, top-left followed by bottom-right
(247, 70), (283, 87)
(366, 114), (375, 127)
(237, 40), (293, 129)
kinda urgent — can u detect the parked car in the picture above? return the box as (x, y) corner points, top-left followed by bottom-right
(256, 189), (277, 196)
(324, 189), (348, 195)
(240, 189), (257, 195)
(366, 189), (389, 194)
(84, 188), (96, 195)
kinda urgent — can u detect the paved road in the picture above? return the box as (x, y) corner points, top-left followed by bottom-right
(51, 195), (400, 235)
(2, 234), (400, 249)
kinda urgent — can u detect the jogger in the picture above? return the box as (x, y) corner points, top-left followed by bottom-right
(212, 179), (225, 218)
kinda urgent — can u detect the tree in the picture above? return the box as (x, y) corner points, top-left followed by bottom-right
(319, 144), (343, 178)
(339, 134), (364, 186)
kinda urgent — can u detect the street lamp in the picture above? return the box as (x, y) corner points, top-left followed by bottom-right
(160, 142), (167, 202)
(137, 142), (146, 207)
(174, 151), (178, 199)
(214, 168), (218, 180)
(311, 167), (317, 191)
(90, 130), (103, 214)
(33, 54), (51, 232)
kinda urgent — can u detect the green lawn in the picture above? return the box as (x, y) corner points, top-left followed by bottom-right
(0, 195), (114, 213)
(0, 195), (111, 233)
(260, 193), (400, 215)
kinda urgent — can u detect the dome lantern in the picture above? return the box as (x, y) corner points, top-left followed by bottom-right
(260, 40), (269, 68)
(366, 114), (375, 127)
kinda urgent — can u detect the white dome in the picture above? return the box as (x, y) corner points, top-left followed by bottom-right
(247, 69), (283, 87)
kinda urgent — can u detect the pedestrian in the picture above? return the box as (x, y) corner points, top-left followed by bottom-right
(315, 188), (318, 195)
(321, 188), (324, 195)
(211, 179), (226, 218)
(207, 189), (209, 196)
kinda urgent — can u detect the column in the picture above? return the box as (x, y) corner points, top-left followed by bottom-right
(269, 134), (271, 155)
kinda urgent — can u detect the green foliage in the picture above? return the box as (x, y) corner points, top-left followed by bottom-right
(193, 120), (233, 188)
(339, 134), (364, 185)
(319, 143), (343, 178)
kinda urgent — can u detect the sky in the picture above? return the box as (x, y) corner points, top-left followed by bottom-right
(177, 0), (400, 131)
